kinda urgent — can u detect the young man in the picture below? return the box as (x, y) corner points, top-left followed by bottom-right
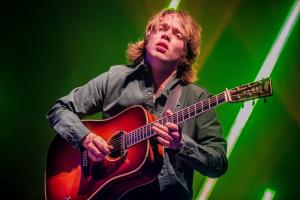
(47, 9), (228, 200)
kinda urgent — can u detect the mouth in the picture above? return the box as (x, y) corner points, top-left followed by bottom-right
(155, 42), (168, 50)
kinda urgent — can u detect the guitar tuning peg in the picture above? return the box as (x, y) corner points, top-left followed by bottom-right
(252, 99), (255, 106)
(264, 97), (267, 103)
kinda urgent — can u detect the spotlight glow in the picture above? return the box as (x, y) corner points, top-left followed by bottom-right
(262, 188), (276, 200)
(167, 0), (181, 10)
(196, 0), (300, 199)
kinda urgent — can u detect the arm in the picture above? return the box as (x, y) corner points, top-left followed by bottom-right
(46, 72), (108, 148)
(153, 108), (227, 178)
(176, 91), (228, 178)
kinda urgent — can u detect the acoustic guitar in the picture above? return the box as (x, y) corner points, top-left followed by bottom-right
(45, 78), (272, 200)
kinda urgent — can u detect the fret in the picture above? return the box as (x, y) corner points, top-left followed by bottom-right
(178, 110), (184, 122)
(135, 131), (138, 143)
(183, 108), (189, 120)
(210, 96), (217, 107)
(217, 92), (225, 104)
(143, 127), (147, 139)
(135, 132), (137, 144)
(172, 114), (177, 124)
(145, 126), (149, 138)
(140, 128), (142, 141)
(171, 114), (176, 124)
(190, 104), (196, 116)
(130, 133), (132, 146)
(159, 118), (164, 125)
(169, 115), (173, 123)
(125, 135), (128, 147)
(172, 113), (178, 124)
(196, 102), (202, 113)
(203, 99), (209, 111)
(138, 130), (140, 141)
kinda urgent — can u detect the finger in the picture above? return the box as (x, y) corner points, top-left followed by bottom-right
(108, 145), (114, 150)
(93, 139), (110, 154)
(165, 122), (179, 131)
(152, 126), (172, 141)
(165, 109), (173, 116)
(87, 143), (102, 157)
(88, 150), (105, 162)
(98, 137), (113, 152)
(153, 123), (168, 132)
(169, 131), (181, 140)
(156, 136), (170, 147)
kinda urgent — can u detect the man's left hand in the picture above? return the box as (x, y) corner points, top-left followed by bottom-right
(152, 109), (183, 150)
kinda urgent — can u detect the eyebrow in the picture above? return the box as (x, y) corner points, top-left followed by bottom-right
(159, 23), (183, 34)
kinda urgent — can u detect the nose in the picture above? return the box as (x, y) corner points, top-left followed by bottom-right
(161, 30), (171, 42)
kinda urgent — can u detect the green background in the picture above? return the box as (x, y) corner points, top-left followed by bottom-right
(1, 0), (299, 199)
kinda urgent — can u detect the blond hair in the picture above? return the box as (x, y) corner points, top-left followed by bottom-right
(127, 9), (201, 84)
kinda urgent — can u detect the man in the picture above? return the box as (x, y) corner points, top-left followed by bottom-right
(47, 9), (228, 200)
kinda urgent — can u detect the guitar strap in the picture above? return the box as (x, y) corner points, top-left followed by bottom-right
(161, 83), (182, 117)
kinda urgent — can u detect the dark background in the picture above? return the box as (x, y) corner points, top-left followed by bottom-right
(1, 0), (299, 199)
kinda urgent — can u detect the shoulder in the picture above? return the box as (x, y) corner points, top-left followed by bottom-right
(184, 83), (211, 100)
(107, 64), (137, 76)
(86, 64), (134, 89)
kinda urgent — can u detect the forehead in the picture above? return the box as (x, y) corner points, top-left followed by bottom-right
(158, 14), (185, 33)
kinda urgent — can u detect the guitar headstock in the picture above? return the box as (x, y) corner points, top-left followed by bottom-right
(226, 78), (273, 103)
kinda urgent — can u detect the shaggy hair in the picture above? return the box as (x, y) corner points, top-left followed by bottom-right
(127, 9), (202, 84)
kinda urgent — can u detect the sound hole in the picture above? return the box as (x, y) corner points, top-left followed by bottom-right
(108, 131), (126, 159)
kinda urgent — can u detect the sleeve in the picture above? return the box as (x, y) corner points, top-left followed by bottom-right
(46, 72), (108, 148)
(176, 90), (228, 178)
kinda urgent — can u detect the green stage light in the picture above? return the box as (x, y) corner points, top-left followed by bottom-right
(167, 0), (181, 10)
(196, 0), (300, 199)
(261, 188), (276, 200)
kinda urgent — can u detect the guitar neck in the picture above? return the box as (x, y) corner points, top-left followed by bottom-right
(126, 91), (228, 148)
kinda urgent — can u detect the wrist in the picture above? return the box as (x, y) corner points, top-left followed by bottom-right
(172, 138), (183, 154)
(80, 132), (93, 148)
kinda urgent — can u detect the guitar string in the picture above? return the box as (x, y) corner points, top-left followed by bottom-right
(109, 87), (267, 149)
(128, 93), (225, 138)
(103, 87), (263, 152)
(108, 93), (226, 148)
(109, 93), (226, 148)
(115, 93), (226, 148)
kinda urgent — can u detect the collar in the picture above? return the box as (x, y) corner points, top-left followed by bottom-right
(131, 59), (182, 96)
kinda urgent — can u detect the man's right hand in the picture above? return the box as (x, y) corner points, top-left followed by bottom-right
(81, 132), (113, 162)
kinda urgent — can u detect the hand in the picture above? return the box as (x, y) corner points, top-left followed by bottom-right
(81, 132), (113, 162)
(152, 110), (183, 150)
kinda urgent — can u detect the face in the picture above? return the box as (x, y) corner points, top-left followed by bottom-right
(145, 15), (186, 63)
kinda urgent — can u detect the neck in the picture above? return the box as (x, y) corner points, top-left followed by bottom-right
(145, 54), (178, 91)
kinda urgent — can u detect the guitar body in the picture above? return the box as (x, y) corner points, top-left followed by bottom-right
(45, 105), (164, 200)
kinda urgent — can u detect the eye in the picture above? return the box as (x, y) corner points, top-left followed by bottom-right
(157, 26), (163, 31)
(176, 33), (183, 39)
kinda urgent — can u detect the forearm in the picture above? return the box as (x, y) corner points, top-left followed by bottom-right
(46, 101), (91, 147)
(46, 73), (107, 147)
(177, 134), (228, 178)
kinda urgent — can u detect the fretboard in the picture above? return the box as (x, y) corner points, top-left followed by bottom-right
(125, 91), (227, 148)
